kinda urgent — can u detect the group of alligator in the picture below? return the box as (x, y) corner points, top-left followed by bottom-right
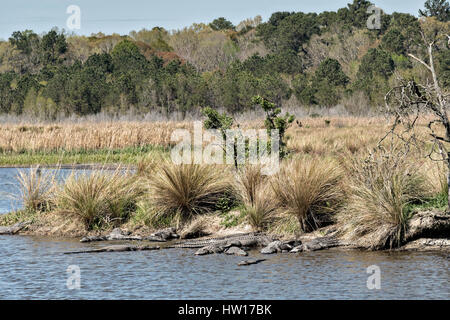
(58, 227), (345, 266)
(0, 221), (341, 266)
(1, 210), (449, 265)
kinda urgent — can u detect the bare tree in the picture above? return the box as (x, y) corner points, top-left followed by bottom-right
(383, 18), (450, 208)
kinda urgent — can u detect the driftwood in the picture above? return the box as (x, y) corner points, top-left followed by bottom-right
(64, 245), (160, 255)
(0, 221), (30, 235)
(80, 227), (179, 243)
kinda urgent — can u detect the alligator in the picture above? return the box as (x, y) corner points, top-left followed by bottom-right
(168, 232), (276, 250)
(238, 259), (267, 266)
(80, 227), (179, 243)
(64, 244), (161, 255)
(0, 221), (31, 235)
(290, 236), (341, 253)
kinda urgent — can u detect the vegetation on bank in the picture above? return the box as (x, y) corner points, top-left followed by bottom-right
(1, 143), (448, 249)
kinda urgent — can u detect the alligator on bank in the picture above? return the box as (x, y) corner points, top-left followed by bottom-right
(167, 232), (276, 255)
(64, 244), (161, 255)
(80, 227), (179, 243)
(0, 221), (30, 235)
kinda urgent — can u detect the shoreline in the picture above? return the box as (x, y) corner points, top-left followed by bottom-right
(1, 216), (449, 254)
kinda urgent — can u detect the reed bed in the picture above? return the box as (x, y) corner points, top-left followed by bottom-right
(0, 116), (435, 161)
(0, 121), (191, 153)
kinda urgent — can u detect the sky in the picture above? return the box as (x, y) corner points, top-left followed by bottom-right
(0, 0), (428, 40)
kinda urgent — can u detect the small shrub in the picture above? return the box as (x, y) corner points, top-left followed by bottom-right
(220, 210), (247, 228)
(0, 209), (37, 226)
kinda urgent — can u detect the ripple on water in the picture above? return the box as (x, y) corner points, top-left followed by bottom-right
(0, 168), (448, 300)
(0, 235), (449, 300)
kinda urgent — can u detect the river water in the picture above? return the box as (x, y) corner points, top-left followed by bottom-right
(0, 168), (449, 300)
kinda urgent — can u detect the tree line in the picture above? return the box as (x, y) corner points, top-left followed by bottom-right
(0, 0), (448, 120)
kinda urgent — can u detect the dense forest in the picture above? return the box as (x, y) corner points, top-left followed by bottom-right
(0, 0), (449, 120)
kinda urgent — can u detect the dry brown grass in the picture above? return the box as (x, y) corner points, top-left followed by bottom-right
(0, 121), (191, 152)
(337, 151), (431, 249)
(146, 162), (235, 227)
(0, 116), (434, 158)
(236, 164), (265, 207)
(16, 167), (56, 211)
(271, 157), (345, 233)
(244, 185), (277, 232)
(54, 169), (143, 229)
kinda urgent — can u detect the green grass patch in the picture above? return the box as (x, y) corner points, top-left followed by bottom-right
(220, 208), (247, 228)
(0, 209), (37, 226)
(404, 192), (448, 216)
(0, 145), (170, 166)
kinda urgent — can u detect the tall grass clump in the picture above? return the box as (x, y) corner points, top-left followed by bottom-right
(244, 186), (277, 231)
(16, 167), (56, 212)
(55, 169), (143, 230)
(147, 162), (234, 227)
(338, 151), (430, 249)
(271, 158), (345, 233)
(237, 165), (275, 231)
(236, 165), (265, 207)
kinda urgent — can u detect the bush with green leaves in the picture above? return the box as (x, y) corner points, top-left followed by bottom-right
(252, 95), (294, 158)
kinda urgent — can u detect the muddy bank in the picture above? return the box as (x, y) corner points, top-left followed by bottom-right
(2, 211), (449, 256)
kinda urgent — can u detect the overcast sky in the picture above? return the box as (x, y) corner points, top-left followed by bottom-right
(0, 0), (427, 39)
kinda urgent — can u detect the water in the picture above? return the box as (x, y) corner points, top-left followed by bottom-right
(0, 167), (92, 214)
(0, 168), (449, 300)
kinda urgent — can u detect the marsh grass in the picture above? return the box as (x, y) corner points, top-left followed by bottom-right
(338, 152), (431, 249)
(1, 145), (169, 166)
(236, 165), (276, 231)
(244, 186), (277, 231)
(147, 162), (235, 227)
(16, 167), (56, 212)
(54, 169), (143, 230)
(271, 158), (345, 233)
(236, 165), (265, 207)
